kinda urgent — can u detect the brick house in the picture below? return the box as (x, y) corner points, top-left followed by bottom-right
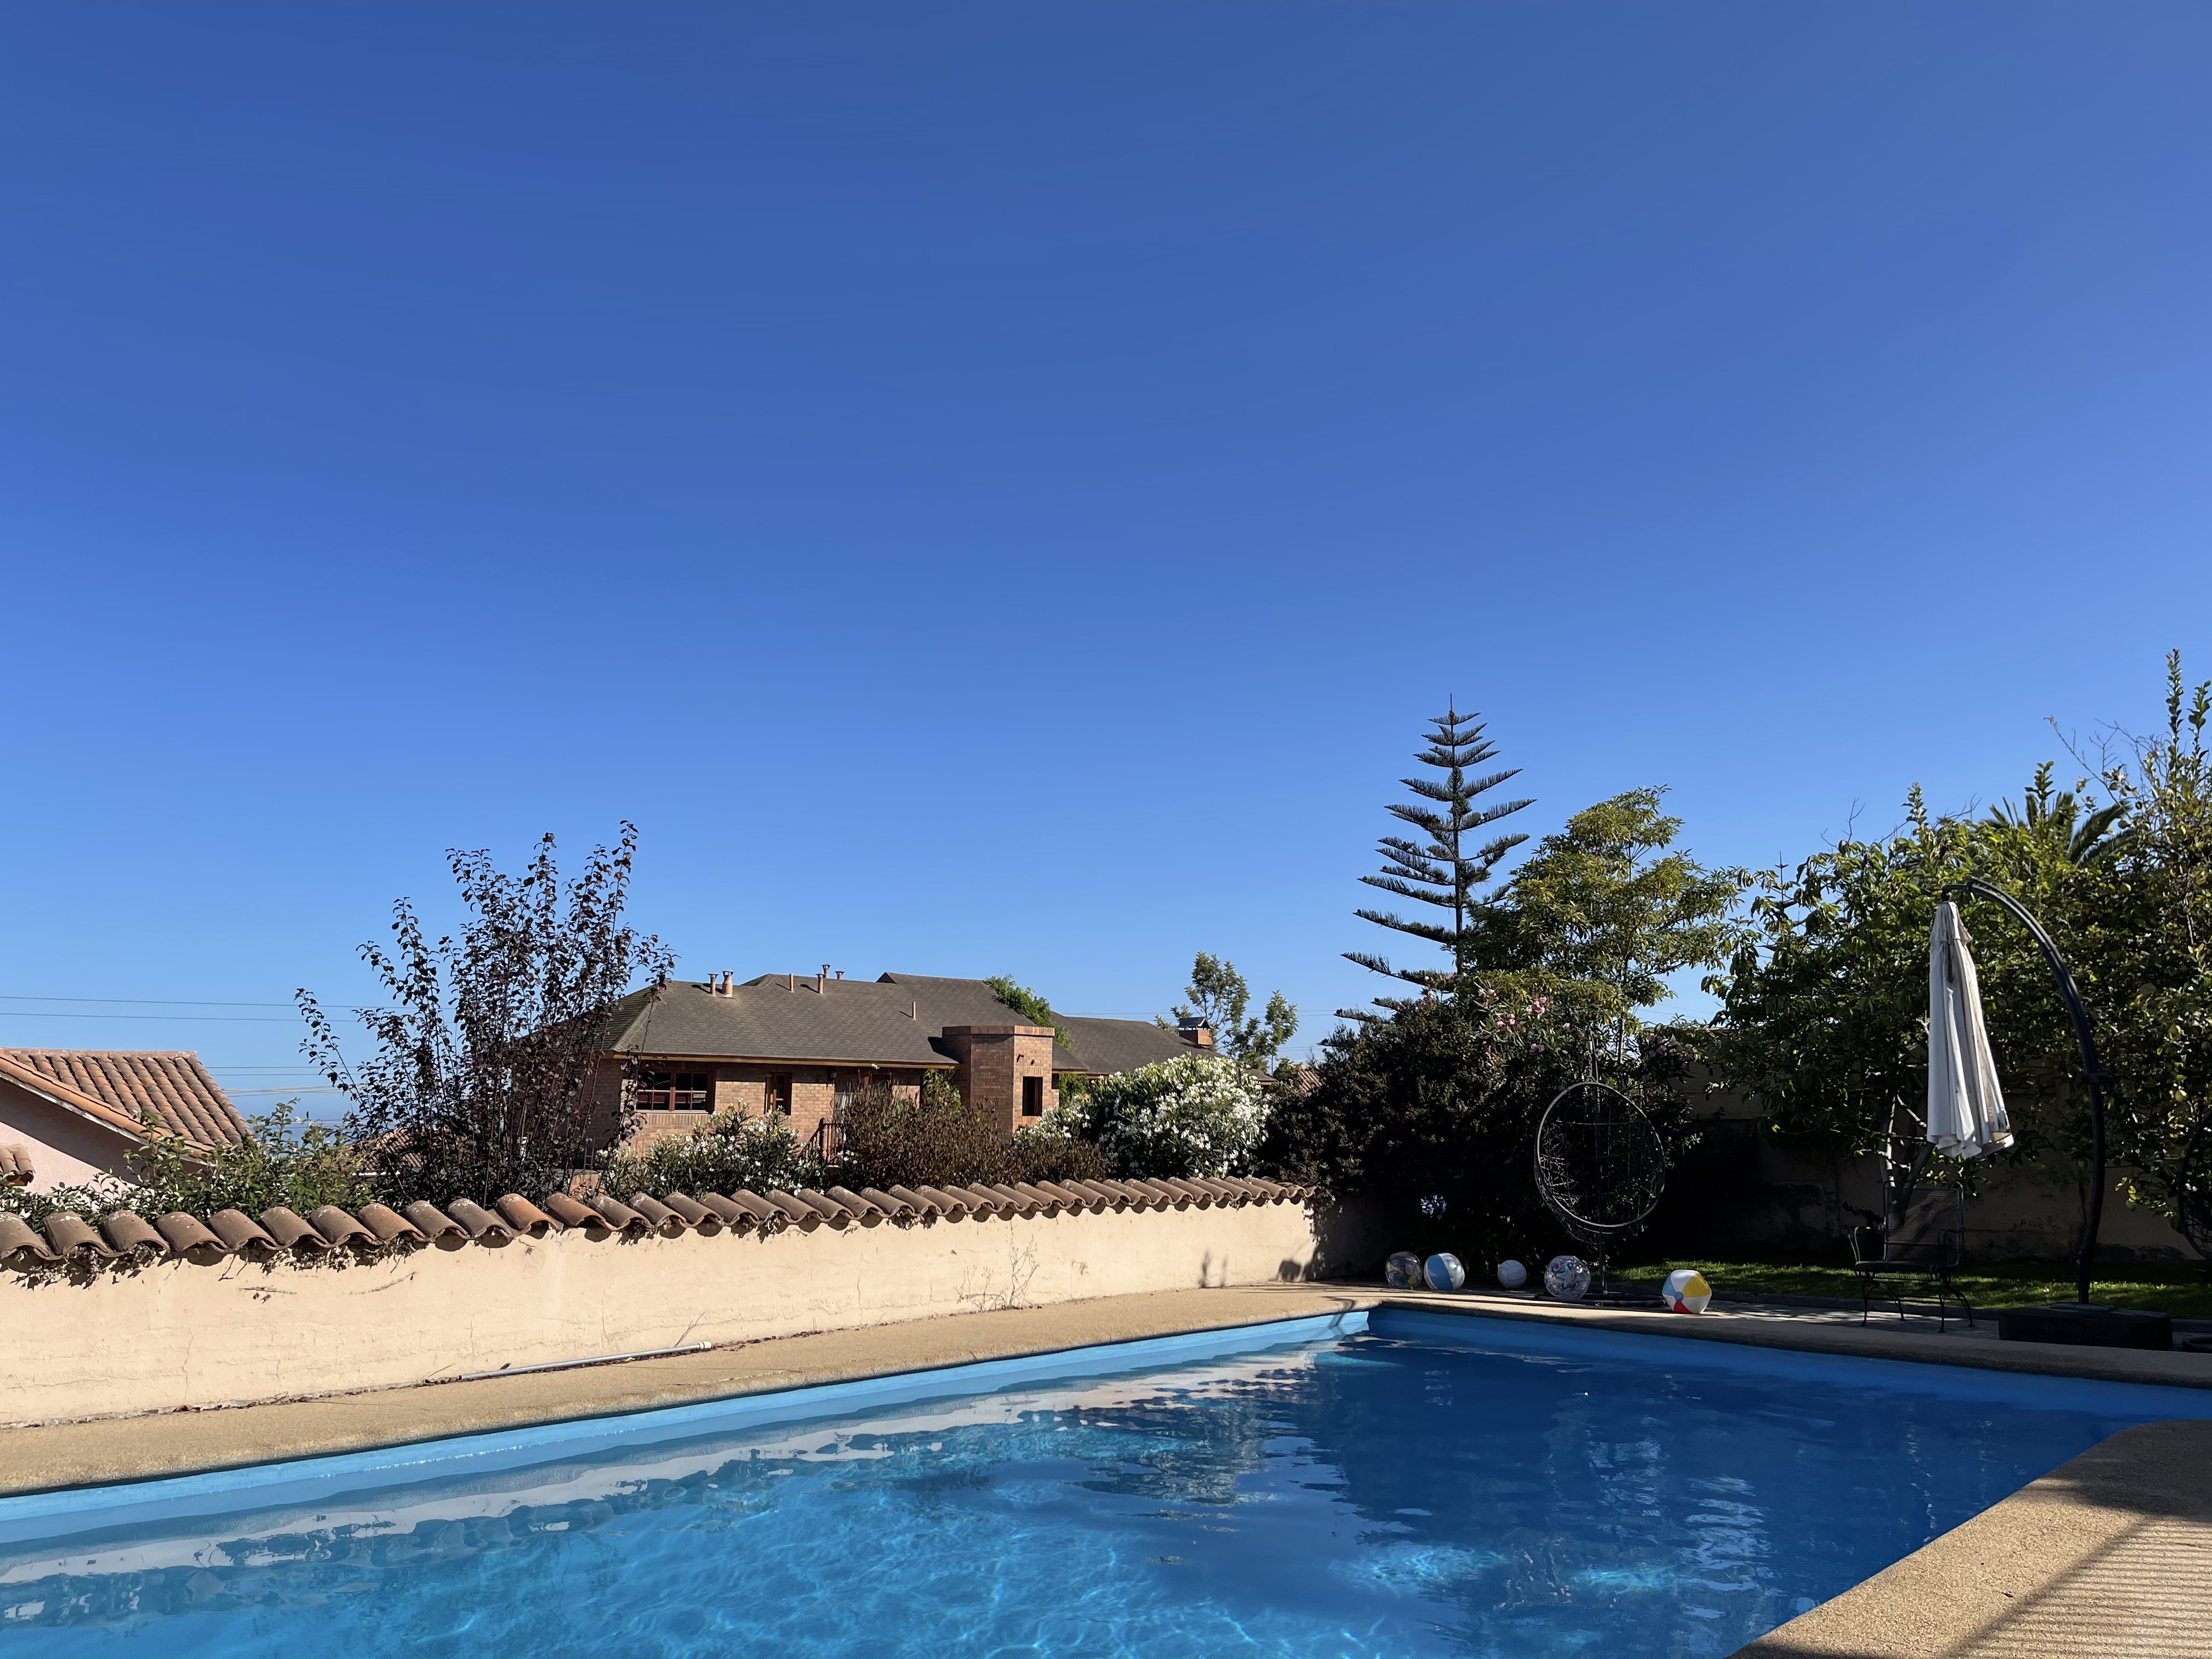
(589, 970), (1214, 1153)
(0, 1049), (251, 1194)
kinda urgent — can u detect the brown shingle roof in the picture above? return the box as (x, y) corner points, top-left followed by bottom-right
(603, 972), (1210, 1077)
(0, 1050), (249, 1149)
(1056, 1014), (1208, 1077)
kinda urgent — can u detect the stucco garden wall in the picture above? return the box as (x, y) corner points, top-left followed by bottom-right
(0, 1200), (1328, 1427)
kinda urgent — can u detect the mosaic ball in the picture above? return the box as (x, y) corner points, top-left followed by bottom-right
(1496, 1259), (1528, 1290)
(1423, 1252), (1466, 1292)
(1661, 1267), (1713, 1313)
(1385, 1250), (1423, 1289)
(1544, 1255), (1592, 1302)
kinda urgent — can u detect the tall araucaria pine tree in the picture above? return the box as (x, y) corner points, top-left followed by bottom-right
(1341, 704), (1532, 1016)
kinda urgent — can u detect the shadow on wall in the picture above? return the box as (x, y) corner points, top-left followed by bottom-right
(1641, 1120), (2205, 1265)
(1310, 1195), (1397, 1280)
(1642, 1122), (1848, 1259)
(1293, 1130), (2205, 1274)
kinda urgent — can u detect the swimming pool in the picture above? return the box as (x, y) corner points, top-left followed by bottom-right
(5, 1308), (2207, 1657)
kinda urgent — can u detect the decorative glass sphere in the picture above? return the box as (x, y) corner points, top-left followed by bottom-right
(1544, 1255), (1592, 1302)
(1423, 1252), (1466, 1291)
(1661, 1268), (1712, 1313)
(1385, 1250), (1423, 1289)
(1497, 1259), (1528, 1290)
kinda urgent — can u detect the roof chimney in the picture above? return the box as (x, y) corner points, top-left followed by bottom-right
(818, 964), (829, 994)
(1179, 1017), (1215, 1048)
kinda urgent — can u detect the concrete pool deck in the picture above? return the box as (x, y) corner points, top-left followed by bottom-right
(1736, 1415), (2212, 1659)
(4, 1280), (2209, 1657)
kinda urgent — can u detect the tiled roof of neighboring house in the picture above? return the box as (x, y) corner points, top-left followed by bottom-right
(0, 1174), (1322, 1270)
(603, 972), (1209, 1077)
(0, 1144), (32, 1186)
(0, 1050), (250, 1149)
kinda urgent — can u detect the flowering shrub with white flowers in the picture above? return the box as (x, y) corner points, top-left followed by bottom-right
(1051, 1053), (1270, 1179)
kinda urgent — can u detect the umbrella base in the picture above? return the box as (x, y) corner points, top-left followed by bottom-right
(1994, 1302), (2174, 1350)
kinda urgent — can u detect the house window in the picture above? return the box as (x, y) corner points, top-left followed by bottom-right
(636, 1070), (711, 1110)
(1022, 1075), (1045, 1117)
(765, 1073), (793, 1118)
(834, 1071), (872, 1118)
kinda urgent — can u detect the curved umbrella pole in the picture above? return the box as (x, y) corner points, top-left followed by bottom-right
(1940, 877), (2109, 1305)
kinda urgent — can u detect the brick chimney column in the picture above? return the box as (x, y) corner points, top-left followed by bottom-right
(941, 1025), (1058, 1136)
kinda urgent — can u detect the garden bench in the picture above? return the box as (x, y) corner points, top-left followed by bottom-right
(1850, 1184), (1974, 1331)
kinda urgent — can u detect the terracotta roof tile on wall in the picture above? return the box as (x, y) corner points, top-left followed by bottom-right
(101, 1210), (167, 1262)
(3, 1176), (1321, 1280)
(494, 1194), (558, 1237)
(0, 1049), (249, 1148)
(0, 1212), (59, 1267)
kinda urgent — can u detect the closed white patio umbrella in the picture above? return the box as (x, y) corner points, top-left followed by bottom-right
(1927, 899), (2014, 1159)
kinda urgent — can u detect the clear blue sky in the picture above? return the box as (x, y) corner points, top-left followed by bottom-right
(3, 3), (2208, 1105)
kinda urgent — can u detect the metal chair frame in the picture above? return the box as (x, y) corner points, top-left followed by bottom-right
(1849, 1194), (1976, 1331)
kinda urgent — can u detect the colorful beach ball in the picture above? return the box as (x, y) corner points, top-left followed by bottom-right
(1497, 1259), (1528, 1290)
(1661, 1268), (1712, 1313)
(1424, 1252), (1466, 1291)
(1544, 1255), (1592, 1302)
(1385, 1250), (1423, 1288)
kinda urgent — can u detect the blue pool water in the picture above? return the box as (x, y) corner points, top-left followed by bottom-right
(4, 1311), (2207, 1658)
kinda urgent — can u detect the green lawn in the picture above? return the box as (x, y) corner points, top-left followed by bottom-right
(1610, 1259), (2212, 1318)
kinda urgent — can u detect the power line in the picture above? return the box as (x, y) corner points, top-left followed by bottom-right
(0, 1011), (296, 1023)
(0, 994), (295, 1007)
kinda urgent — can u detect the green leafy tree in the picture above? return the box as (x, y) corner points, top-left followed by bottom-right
(2116, 654), (2212, 953)
(1290, 709), (1739, 1258)
(1342, 704), (1532, 1014)
(1164, 952), (1298, 1073)
(1479, 788), (1750, 1039)
(987, 975), (1071, 1045)
(1712, 790), (1975, 1187)
(2056, 653), (2212, 1247)
(1263, 986), (1702, 1262)
(1983, 763), (2131, 866)
(1713, 786), (2130, 1231)
(1715, 658), (2212, 1249)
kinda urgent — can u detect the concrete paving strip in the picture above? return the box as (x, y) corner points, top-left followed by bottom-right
(1731, 1418), (2212, 1659)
